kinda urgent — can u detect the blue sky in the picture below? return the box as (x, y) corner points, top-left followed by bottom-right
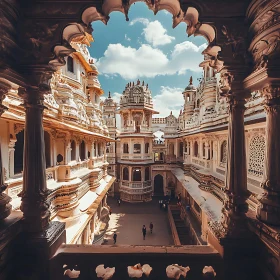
(89, 2), (207, 117)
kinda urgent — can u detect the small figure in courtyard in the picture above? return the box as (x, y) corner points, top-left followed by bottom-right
(149, 222), (154, 234)
(159, 200), (163, 209)
(142, 225), (147, 240)
(118, 199), (121, 206)
(113, 232), (117, 244)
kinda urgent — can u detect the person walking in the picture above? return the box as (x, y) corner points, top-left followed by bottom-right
(118, 199), (121, 206)
(113, 232), (117, 244)
(142, 225), (147, 240)
(149, 222), (153, 234)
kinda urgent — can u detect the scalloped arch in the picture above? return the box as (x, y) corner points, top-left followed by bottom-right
(49, 0), (220, 69)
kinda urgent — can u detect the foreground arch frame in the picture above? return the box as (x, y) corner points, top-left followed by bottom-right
(1, 0), (280, 280)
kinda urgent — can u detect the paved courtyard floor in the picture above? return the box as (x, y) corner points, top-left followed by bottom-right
(104, 197), (173, 246)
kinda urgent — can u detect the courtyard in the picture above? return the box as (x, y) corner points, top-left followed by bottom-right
(104, 197), (173, 246)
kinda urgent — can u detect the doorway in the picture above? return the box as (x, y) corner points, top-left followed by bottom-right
(153, 174), (164, 196)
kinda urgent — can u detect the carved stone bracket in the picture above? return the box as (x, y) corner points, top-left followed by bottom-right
(0, 80), (11, 116)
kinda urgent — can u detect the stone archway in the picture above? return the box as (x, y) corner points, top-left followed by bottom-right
(154, 174), (164, 196)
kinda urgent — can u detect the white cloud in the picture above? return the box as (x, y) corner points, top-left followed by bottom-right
(143, 20), (175, 47)
(153, 86), (184, 117)
(96, 41), (206, 80)
(124, 34), (131, 41)
(96, 43), (168, 79)
(130, 18), (174, 47)
(129, 18), (149, 26)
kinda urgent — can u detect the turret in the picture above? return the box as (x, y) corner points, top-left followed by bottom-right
(182, 76), (196, 119)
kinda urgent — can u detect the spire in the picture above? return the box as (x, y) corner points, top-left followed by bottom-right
(137, 79), (140, 85)
(146, 83), (148, 89)
(170, 111), (172, 115)
(108, 91), (111, 98)
(189, 76), (193, 85)
(133, 81), (135, 86)
(142, 80), (144, 86)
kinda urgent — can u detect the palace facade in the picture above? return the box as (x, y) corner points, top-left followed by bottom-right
(0, 38), (114, 245)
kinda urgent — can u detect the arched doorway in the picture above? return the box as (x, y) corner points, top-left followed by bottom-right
(14, 130), (24, 174)
(154, 174), (164, 196)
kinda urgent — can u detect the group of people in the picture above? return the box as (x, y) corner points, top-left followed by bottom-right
(159, 199), (170, 211)
(142, 222), (154, 240)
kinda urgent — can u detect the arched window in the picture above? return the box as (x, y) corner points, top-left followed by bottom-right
(179, 142), (184, 157)
(14, 130), (24, 174)
(203, 142), (206, 158)
(220, 140), (227, 164)
(80, 140), (86, 161)
(133, 143), (141, 154)
(71, 140), (76, 161)
(145, 143), (149, 153)
(248, 135), (265, 177)
(169, 143), (174, 155)
(132, 168), (142, 181)
(67, 56), (74, 73)
(145, 167), (150, 181)
(186, 94), (190, 102)
(194, 141), (198, 157)
(98, 143), (101, 156)
(122, 167), (129, 181)
(123, 143), (129, 153)
(44, 131), (51, 168)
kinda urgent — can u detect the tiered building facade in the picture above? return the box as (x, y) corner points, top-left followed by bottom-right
(0, 39), (114, 245)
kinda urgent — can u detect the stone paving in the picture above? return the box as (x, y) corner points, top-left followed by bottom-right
(104, 197), (173, 246)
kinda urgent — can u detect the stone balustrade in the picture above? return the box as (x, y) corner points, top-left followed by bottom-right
(50, 244), (222, 280)
(120, 186), (152, 194)
(120, 154), (153, 160)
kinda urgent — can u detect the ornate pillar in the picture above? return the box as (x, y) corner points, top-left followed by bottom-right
(18, 89), (50, 232)
(257, 84), (280, 226)
(219, 71), (250, 237)
(8, 139), (17, 178)
(0, 80), (12, 220)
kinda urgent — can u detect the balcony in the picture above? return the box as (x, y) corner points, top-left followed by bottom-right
(120, 154), (153, 160)
(50, 244), (222, 280)
(121, 181), (151, 188)
(120, 185), (152, 194)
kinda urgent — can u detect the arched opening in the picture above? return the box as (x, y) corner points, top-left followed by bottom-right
(97, 142), (101, 156)
(123, 143), (129, 153)
(145, 143), (149, 153)
(14, 130), (24, 174)
(122, 167), (129, 181)
(194, 141), (198, 157)
(80, 140), (86, 161)
(197, 99), (200, 108)
(145, 167), (150, 181)
(67, 56), (74, 73)
(133, 143), (141, 154)
(44, 131), (51, 168)
(153, 130), (164, 144)
(179, 142), (184, 157)
(71, 140), (76, 161)
(203, 142), (206, 158)
(169, 143), (174, 155)
(154, 174), (164, 196)
(132, 168), (141, 181)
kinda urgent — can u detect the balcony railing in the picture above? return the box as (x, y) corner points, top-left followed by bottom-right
(120, 154), (153, 160)
(50, 244), (222, 280)
(120, 186), (152, 194)
(120, 181), (152, 188)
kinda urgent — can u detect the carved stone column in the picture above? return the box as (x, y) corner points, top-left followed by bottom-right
(221, 96), (249, 236)
(0, 80), (12, 221)
(217, 69), (251, 238)
(18, 89), (50, 232)
(257, 85), (280, 226)
(8, 139), (17, 178)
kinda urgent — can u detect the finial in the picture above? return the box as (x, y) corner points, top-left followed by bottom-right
(189, 76), (193, 85)
(142, 80), (144, 86)
(108, 91), (111, 98)
(170, 111), (172, 115)
(146, 83), (148, 89)
(137, 79), (140, 85)
(133, 81), (135, 86)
